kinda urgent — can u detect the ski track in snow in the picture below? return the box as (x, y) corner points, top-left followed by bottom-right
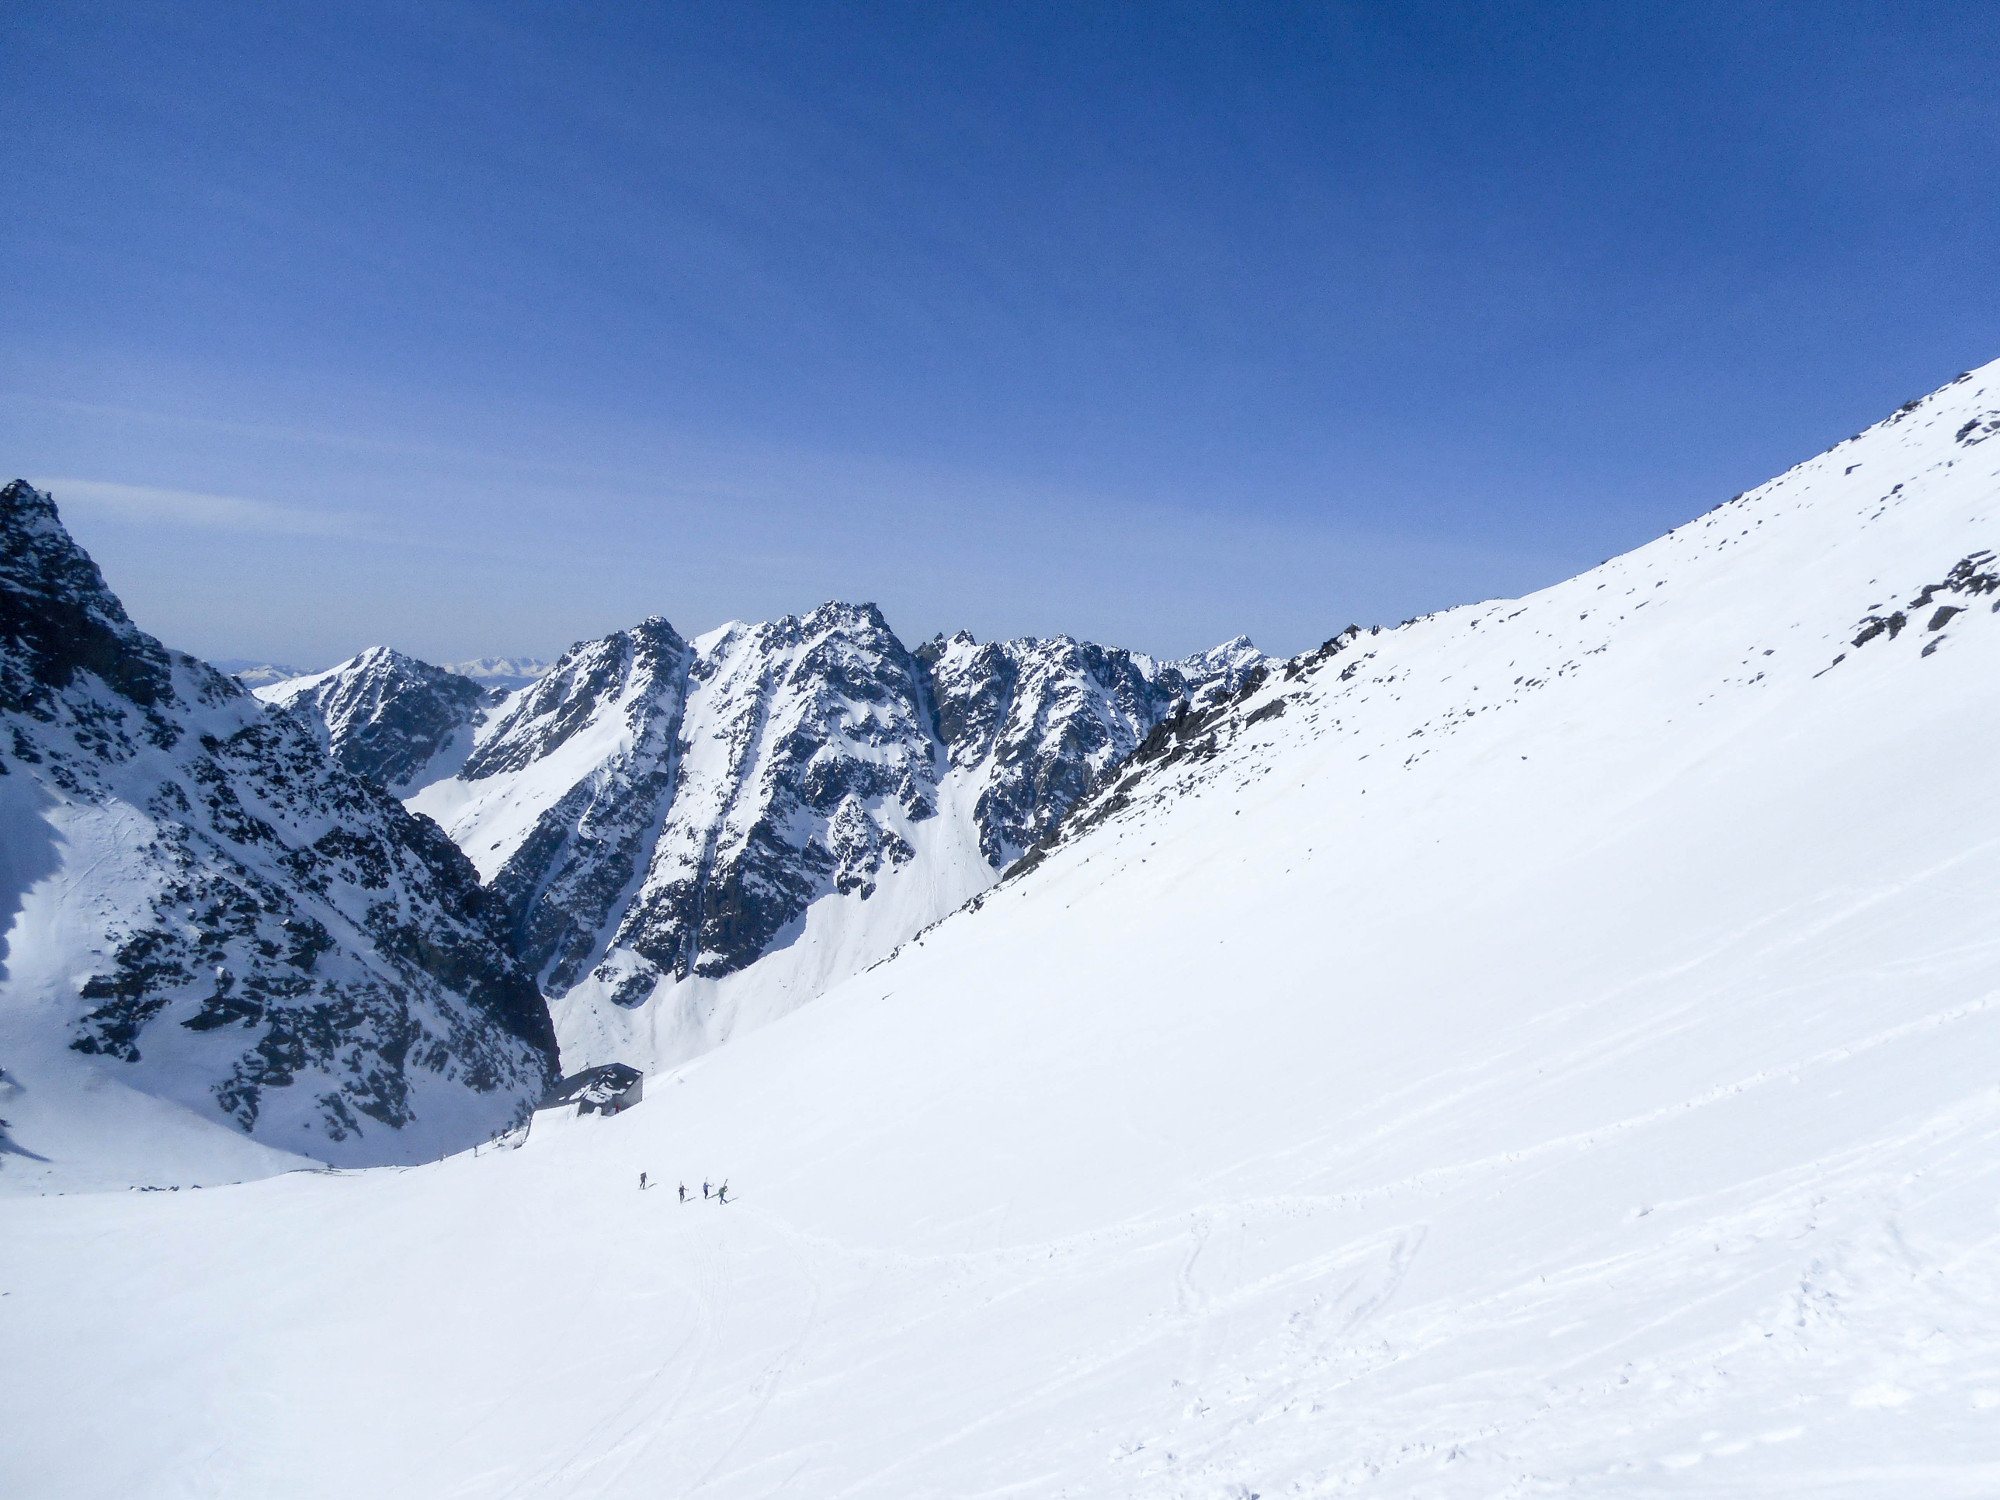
(9, 366), (2000, 1494)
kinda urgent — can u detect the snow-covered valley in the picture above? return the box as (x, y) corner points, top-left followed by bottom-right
(7, 361), (2000, 1496)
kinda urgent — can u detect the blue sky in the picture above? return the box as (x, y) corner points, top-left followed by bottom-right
(4, 2), (1997, 667)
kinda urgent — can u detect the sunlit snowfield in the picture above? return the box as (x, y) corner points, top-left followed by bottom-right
(8, 366), (2000, 1496)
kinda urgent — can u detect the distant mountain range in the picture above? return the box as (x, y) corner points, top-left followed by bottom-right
(208, 658), (306, 689)
(262, 612), (1267, 1073)
(440, 656), (553, 690)
(212, 655), (553, 692)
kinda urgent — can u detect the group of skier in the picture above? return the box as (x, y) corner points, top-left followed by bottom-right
(638, 1171), (728, 1203)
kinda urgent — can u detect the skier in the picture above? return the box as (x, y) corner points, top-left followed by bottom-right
(717, 1181), (729, 1205)
(702, 1179), (711, 1200)
(639, 1172), (647, 1191)
(678, 1182), (687, 1203)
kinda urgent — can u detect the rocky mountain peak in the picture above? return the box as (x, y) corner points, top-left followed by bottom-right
(0, 485), (557, 1169)
(464, 614), (692, 783)
(277, 591), (1266, 1067)
(1168, 634), (1267, 689)
(1, 479), (184, 716)
(260, 647), (489, 791)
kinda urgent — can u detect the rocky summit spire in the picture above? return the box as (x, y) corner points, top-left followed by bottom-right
(261, 646), (491, 790)
(0, 478), (180, 715)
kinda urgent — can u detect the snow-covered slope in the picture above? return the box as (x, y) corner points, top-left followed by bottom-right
(385, 606), (1264, 1071)
(8, 362), (1999, 1497)
(0, 482), (557, 1186)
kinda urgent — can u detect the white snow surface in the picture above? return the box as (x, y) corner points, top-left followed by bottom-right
(10, 365), (2000, 1495)
(561, 764), (1000, 1068)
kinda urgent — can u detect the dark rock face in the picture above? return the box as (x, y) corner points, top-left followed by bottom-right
(608, 603), (937, 981)
(0, 480), (555, 1160)
(261, 647), (489, 790)
(0, 482), (176, 718)
(474, 618), (695, 993)
(924, 632), (1265, 867)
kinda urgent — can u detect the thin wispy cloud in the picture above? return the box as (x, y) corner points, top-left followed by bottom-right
(34, 478), (364, 538)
